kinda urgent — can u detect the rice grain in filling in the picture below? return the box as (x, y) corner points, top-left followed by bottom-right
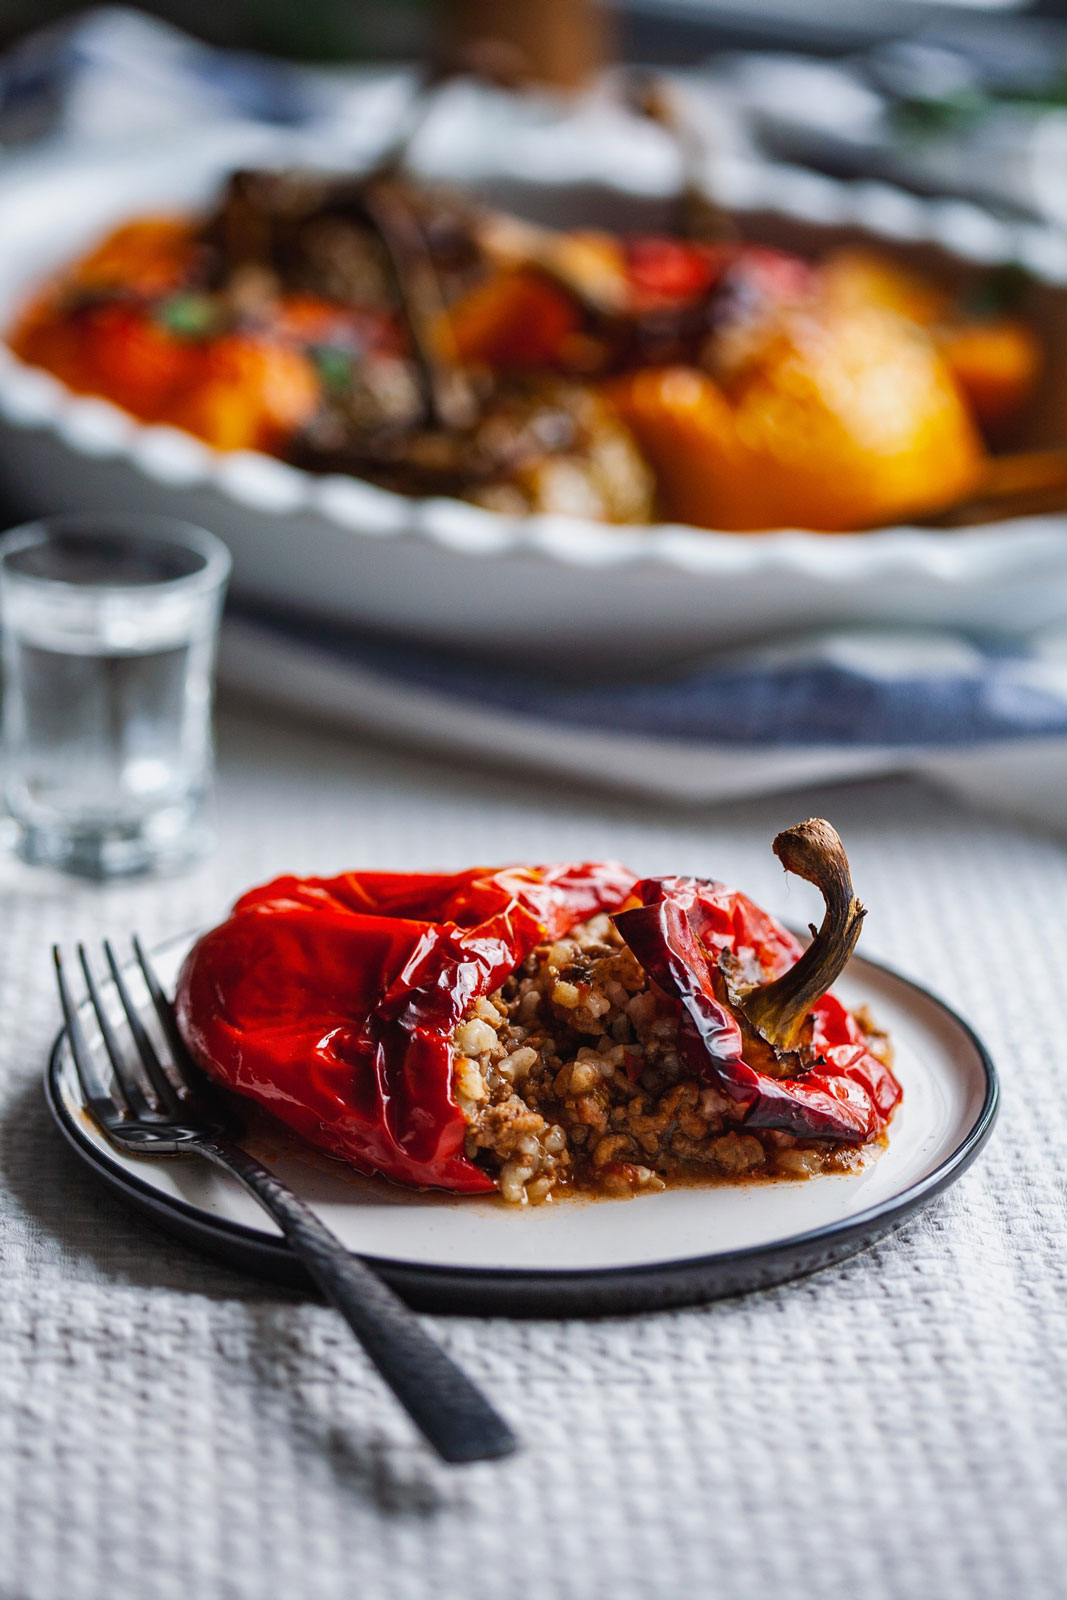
(453, 914), (891, 1204)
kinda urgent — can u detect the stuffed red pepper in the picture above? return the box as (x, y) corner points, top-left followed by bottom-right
(176, 819), (901, 1203)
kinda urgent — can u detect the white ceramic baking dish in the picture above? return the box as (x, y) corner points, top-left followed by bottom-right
(1, 120), (1065, 668)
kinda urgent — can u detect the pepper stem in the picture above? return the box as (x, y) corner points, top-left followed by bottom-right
(740, 818), (866, 1052)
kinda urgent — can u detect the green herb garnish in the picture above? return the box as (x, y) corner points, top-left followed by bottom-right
(310, 345), (356, 395)
(156, 293), (224, 339)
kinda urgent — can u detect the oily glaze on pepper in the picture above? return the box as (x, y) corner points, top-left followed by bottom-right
(176, 824), (901, 1196)
(176, 862), (637, 1192)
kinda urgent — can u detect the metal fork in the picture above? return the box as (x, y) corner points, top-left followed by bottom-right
(53, 938), (517, 1465)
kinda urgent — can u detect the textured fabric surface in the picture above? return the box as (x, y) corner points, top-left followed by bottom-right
(0, 705), (1064, 1600)
(229, 610), (1067, 749)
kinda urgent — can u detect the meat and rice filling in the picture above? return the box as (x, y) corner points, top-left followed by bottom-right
(453, 913), (892, 1205)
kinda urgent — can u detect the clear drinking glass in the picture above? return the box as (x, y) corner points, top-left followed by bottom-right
(0, 514), (230, 878)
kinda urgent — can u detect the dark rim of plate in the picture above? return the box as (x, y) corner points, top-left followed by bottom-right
(44, 941), (999, 1317)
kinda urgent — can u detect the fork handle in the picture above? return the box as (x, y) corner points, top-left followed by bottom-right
(194, 1137), (517, 1464)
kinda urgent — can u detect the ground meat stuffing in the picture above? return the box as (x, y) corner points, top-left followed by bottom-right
(452, 914), (887, 1204)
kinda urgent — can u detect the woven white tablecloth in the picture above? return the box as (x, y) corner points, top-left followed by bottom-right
(0, 702), (1064, 1600)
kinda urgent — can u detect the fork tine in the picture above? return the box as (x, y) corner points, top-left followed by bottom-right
(133, 937), (229, 1121)
(77, 945), (150, 1119)
(53, 947), (121, 1129)
(103, 939), (182, 1116)
(132, 936), (198, 1087)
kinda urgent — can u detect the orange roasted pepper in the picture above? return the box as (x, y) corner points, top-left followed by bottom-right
(169, 334), (320, 452)
(608, 303), (985, 531)
(66, 217), (199, 297)
(824, 248), (1041, 430)
(14, 301), (203, 418)
(937, 319), (1041, 429)
(446, 267), (583, 370)
(11, 218), (204, 411)
(14, 301), (319, 452)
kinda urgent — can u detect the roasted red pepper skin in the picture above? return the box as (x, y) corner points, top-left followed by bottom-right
(614, 877), (901, 1142)
(623, 238), (729, 305)
(176, 862), (637, 1192)
(621, 241), (811, 312)
(177, 861), (899, 1196)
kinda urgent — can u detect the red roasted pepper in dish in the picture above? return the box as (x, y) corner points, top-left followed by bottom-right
(176, 822), (900, 1196)
(614, 825), (901, 1143)
(176, 862), (637, 1193)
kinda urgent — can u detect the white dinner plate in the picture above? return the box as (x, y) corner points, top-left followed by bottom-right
(2, 124), (1067, 667)
(46, 932), (998, 1315)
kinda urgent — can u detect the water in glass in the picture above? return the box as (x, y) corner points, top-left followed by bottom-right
(1, 519), (229, 877)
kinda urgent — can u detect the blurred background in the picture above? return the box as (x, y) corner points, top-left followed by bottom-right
(4, 0), (1067, 65)
(4, 0), (1067, 224)
(2, 0), (1066, 826)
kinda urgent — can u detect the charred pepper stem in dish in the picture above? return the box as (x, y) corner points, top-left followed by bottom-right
(176, 821), (901, 1203)
(739, 818), (866, 1054)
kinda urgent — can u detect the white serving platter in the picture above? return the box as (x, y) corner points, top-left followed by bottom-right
(1, 121), (1066, 668)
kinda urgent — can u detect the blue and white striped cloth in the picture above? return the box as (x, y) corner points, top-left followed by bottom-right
(220, 611), (1067, 830)
(229, 611), (1067, 751)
